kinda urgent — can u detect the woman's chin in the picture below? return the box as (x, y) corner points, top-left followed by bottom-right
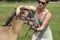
(38, 7), (42, 9)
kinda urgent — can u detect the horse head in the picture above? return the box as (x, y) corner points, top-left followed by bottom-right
(15, 7), (34, 23)
(4, 7), (34, 26)
(0, 6), (34, 40)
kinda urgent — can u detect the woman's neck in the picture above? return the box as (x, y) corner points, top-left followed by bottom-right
(39, 9), (45, 14)
(37, 7), (45, 13)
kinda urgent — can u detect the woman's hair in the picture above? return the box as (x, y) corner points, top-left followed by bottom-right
(46, 0), (50, 4)
(38, 0), (50, 4)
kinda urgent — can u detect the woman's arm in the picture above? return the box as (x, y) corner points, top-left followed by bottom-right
(36, 12), (52, 31)
(16, 5), (36, 15)
(32, 12), (52, 31)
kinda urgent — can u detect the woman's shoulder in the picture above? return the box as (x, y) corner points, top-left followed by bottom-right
(45, 9), (49, 12)
(45, 9), (52, 17)
(44, 9), (51, 15)
(45, 9), (51, 13)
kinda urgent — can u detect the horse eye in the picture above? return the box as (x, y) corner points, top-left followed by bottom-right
(19, 11), (24, 15)
(22, 12), (25, 14)
(21, 10), (24, 14)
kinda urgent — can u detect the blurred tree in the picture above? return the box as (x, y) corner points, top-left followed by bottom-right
(51, 0), (58, 1)
(0, 0), (3, 1)
(17, 0), (22, 2)
(6, 0), (15, 2)
(0, 0), (60, 2)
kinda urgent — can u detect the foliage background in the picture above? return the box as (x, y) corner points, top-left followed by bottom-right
(0, 0), (60, 2)
(0, 1), (60, 40)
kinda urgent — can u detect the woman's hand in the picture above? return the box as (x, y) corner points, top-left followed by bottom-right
(32, 25), (44, 32)
(16, 5), (36, 16)
(31, 26), (37, 31)
(36, 26), (44, 32)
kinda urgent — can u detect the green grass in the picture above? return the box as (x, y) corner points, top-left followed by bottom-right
(0, 2), (60, 40)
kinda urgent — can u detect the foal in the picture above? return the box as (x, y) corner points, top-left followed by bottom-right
(0, 7), (33, 40)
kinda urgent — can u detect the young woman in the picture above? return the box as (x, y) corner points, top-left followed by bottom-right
(16, 0), (53, 40)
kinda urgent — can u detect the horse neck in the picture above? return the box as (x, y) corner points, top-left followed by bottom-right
(9, 16), (24, 35)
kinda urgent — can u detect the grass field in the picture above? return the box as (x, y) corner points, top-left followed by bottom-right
(0, 2), (60, 40)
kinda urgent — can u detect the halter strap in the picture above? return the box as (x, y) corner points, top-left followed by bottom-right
(34, 9), (40, 27)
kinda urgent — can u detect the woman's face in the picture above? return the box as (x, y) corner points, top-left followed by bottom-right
(38, 0), (47, 9)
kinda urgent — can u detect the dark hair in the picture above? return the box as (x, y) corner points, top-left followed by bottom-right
(38, 0), (50, 4)
(46, 0), (50, 4)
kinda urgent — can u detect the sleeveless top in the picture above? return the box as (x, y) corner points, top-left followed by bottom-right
(34, 9), (49, 27)
(32, 9), (53, 40)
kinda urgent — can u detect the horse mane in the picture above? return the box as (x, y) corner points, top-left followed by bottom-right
(3, 12), (16, 26)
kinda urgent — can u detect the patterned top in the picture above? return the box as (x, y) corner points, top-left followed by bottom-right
(34, 9), (48, 27)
